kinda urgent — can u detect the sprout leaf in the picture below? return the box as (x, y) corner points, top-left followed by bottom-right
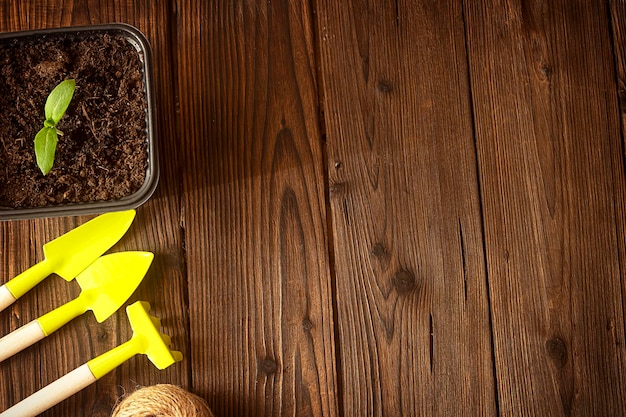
(44, 79), (75, 125)
(34, 126), (58, 176)
(34, 79), (75, 175)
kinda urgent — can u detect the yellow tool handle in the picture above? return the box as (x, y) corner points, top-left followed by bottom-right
(1, 259), (53, 311)
(38, 296), (88, 336)
(87, 337), (142, 379)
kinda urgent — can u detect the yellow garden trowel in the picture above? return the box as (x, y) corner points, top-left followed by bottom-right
(0, 210), (136, 312)
(1, 301), (182, 417)
(0, 251), (154, 363)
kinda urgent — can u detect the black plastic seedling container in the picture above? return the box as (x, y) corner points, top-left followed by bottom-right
(0, 23), (158, 220)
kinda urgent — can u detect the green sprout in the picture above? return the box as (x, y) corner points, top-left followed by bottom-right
(34, 79), (76, 175)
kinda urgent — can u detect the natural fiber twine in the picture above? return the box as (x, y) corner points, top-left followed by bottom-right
(111, 384), (215, 417)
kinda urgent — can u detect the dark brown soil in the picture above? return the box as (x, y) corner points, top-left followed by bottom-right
(0, 31), (148, 208)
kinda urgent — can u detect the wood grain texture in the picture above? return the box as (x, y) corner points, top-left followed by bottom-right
(176, 1), (338, 416)
(0, 1), (187, 416)
(610, 0), (626, 345)
(317, 1), (497, 415)
(611, 1), (626, 166)
(465, 1), (626, 415)
(2, 1), (626, 416)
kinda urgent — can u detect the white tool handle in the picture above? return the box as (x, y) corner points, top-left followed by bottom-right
(0, 285), (16, 313)
(0, 320), (45, 363)
(0, 363), (96, 417)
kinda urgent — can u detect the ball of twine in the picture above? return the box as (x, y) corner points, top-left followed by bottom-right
(111, 384), (215, 417)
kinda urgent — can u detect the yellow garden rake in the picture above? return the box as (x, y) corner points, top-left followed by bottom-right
(1, 301), (182, 417)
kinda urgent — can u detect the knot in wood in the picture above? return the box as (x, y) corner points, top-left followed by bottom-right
(259, 357), (279, 375)
(302, 318), (313, 331)
(329, 182), (346, 198)
(372, 243), (388, 259)
(545, 337), (568, 369)
(377, 79), (394, 94)
(538, 62), (552, 81)
(392, 269), (416, 295)
(97, 328), (109, 343)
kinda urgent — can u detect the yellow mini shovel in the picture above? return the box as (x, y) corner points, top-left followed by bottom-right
(0, 210), (136, 312)
(0, 251), (153, 362)
(1, 301), (182, 417)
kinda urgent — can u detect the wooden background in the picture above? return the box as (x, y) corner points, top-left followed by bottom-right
(1, 1), (625, 416)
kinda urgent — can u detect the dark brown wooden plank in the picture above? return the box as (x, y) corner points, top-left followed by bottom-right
(317, 1), (497, 415)
(610, 0), (626, 336)
(466, 1), (626, 415)
(177, 1), (338, 416)
(0, 1), (187, 416)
